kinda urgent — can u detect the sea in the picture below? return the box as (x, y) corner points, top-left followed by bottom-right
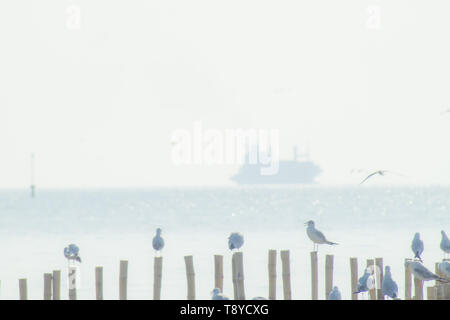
(0, 186), (448, 300)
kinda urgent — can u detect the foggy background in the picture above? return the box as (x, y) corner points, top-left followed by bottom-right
(1, 1), (449, 188)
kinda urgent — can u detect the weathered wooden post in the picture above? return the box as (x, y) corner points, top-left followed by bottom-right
(19, 279), (27, 300)
(44, 273), (52, 300)
(405, 259), (412, 300)
(232, 252), (245, 300)
(153, 257), (163, 300)
(268, 249), (277, 300)
(427, 286), (436, 300)
(214, 255), (223, 292)
(68, 266), (77, 300)
(280, 250), (292, 300)
(413, 277), (423, 300)
(52, 270), (61, 300)
(310, 251), (318, 300)
(375, 257), (384, 300)
(325, 255), (334, 299)
(119, 260), (128, 300)
(95, 266), (103, 300)
(366, 259), (376, 300)
(350, 257), (358, 300)
(184, 255), (196, 300)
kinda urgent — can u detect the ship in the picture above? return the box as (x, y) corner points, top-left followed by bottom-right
(230, 146), (321, 184)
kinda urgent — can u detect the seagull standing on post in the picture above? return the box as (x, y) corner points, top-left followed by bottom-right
(305, 220), (338, 252)
(411, 233), (424, 262)
(228, 232), (244, 251)
(328, 286), (342, 300)
(64, 244), (82, 264)
(405, 260), (448, 283)
(354, 268), (374, 299)
(440, 230), (450, 260)
(152, 228), (165, 256)
(381, 266), (398, 299)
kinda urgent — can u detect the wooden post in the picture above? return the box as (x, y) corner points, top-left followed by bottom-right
(427, 286), (436, 300)
(280, 250), (292, 300)
(95, 266), (103, 300)
(52, 270), (61, 300)
(405, 259), (412, 300)
(310, 251), (318, 300)
(43, 273), (52, 300)
(375, 257), (384, 300)
(325, 255), (334, 300)
(214, 255), (223, 292)
(119, 260), (128, 300)
(19, 279), (27, 300)
(366, 259), (376, 300)
(232, 252), (245, 300)
(68, 266), (77, 300)
(268, 249), (277, 300)
(413, 277), (423, 300)
(153, 257), (163, 300)
(184, 255), (196, 300)
(350, 257), (358, 300)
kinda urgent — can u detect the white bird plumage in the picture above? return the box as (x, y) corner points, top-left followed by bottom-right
(228, 232), (244, 251)
(152, 228), (165, 256)
(305, 220), (338, 252)
(440, 230), (450, 259)
(405, 260), (448, 282)
(382, 266), (398, 299)
(411, 232), (424, 262)
(328, 286), (342, 300)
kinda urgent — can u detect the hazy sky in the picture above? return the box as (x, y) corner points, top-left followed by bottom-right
(1, 1), (450, 188)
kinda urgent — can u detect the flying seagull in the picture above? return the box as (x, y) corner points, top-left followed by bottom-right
(152, 228), (165, 256)
(440, 230), (450, 259)
(328, 286), (342, 300)
(64, 244), (82, 263)
(305, 220), (338, 252)
(228, 232), (244, 251)
(405, 260), (448, 283)
(211, 288), (230, 300)
(359, 170), (405, 185)
(382, 266), (399, 299)
(411, 233), (424, 262)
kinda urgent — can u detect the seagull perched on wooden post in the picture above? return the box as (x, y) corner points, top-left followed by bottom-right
(411, 232), (424, 262)
(405, 260), (448, 283)
(440, 230), (450, 260)
(152, 228), (165, 256)
(228, 232), (244, 251)
(382, 266), (399, 299)
(305, 220), (338, 252)
(64, 244), (82, 264)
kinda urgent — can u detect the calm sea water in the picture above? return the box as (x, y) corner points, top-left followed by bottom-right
(0, 186), (448, 300)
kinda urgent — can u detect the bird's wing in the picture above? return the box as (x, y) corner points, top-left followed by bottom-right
(413, 265), (437, 280)
(311, 229), (327, 243)
(360, 171), (379, 184)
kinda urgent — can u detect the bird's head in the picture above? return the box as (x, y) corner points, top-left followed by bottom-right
(413, 232), (420, 240)
(332, 286), (339, 291)
(156, 228), (162, 236)
(442, 230), (448, 238)
(385, 265), (391, 274)
(305, 220), (315, 227)
(211, 288), (220, 296)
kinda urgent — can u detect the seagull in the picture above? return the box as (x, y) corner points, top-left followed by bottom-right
(359, 170), (405, 185)
(354, 268), (374, 299)
(228, 232), (244, 251)
(411, 233), (424, 262)
(64, 244), (82, 263)
(440, 230), (450, 259)
(211, 288), (230, 300)
(152, 228), (165, 256)
(438, 261), (450, 279)
(305, 220), (338, 252)
(328, 286), (342, 300)
(382, 266), (399, 299)
(405, 260), (448, 283)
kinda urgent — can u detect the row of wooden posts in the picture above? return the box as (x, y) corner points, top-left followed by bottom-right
(16, 251), (450, 300)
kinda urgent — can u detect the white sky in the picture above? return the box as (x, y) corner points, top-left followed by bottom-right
(1, 1), (450, 188)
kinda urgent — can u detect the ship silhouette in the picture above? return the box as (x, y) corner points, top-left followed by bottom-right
(231, 146), (321, 184)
